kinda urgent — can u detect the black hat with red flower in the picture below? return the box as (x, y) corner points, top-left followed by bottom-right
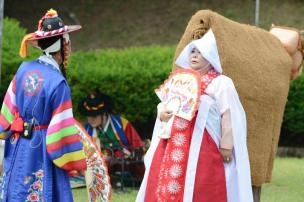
(20, 9), (81, 58)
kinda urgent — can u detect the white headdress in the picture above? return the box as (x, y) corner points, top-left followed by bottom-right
(175, 29), (222, 73)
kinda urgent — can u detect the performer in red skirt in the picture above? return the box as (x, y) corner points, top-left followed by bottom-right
(136, 29), (253, 202)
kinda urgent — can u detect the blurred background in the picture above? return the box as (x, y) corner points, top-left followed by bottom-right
(2, 0), (304, 146)
(1, 1), (304, 201)
(4, 0), (304, 50)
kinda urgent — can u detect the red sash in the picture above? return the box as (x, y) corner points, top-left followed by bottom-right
(154, 69), (220, 201)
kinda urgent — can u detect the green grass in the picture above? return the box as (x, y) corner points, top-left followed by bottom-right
(262, 158), (304, 202)
(72, 187), (137, 202)
(72, 158), (304, 202)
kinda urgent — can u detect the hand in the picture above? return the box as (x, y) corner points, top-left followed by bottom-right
(219, 148), (233, 163)
(122, 147), (131, 157)
(68, 170), (80, 177)
(160, 110), (173, 122)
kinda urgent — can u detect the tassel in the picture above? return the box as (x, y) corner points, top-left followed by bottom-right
(19, 33), (33, 58)
(45, 9), (58, 17)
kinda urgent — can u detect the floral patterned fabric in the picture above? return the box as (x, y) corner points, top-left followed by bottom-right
(25, 169), (44, 202)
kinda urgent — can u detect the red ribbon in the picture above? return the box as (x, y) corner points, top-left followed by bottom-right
(11, 112), (24, 133)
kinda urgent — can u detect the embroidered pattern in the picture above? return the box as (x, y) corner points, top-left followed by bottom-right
(23, 176), (32, 185)
(181, 98), (195, 113)
(10, 133), (19, 144)
(169, 164), (183, 178)
(25, 169), (44, 202)
(155, 68), (202, 121)
(23, 71), (44, 96)
(156, 117), (191, 201)
(201, 69), (219, 93)
(74, 123), (111, 202)
(172, 133), (186, 147)
(170, 149), (184, 162)
(0, 172), (6, 200)
(156, 68), (220, 201)
(156, 142), (170, 199)
(167, 180), (181, 194)
(174, 118), (188, 131)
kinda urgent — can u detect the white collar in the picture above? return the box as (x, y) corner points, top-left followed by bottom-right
(38, 55), (60, 72)
(103, 116), (111, 132)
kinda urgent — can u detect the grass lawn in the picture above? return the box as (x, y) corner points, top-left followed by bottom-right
(73, 157), (304, 202)
(262, 157), (304, 202)
(73, 187), (138, 202)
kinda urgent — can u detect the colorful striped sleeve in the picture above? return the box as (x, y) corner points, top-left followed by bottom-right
(0, 76), (17, 138)
(46, 81), (86, 171)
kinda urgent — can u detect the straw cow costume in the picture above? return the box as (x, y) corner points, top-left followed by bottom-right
(0, 9), (111, 202)
(171, 9), (303, 198)
(138, 9), (303, 202)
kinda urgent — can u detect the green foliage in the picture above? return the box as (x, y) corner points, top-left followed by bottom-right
(1, 17), (304, 140)
(73, 188), (138, 202)
(0, 17), (175, 124)
(1, 18), (40, 97)
(1, 18), (25, 94)
(68, 46), (174, 122)
(282, 74), (304, 136)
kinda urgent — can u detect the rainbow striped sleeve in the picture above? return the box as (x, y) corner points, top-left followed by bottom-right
(46, 82), (86, 171)
(0, 77), (17, 138)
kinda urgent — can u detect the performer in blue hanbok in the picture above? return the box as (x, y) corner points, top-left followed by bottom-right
(0, 9), (87, 202)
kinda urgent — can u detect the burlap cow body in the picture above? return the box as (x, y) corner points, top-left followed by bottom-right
(173, 10), (293, 186)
